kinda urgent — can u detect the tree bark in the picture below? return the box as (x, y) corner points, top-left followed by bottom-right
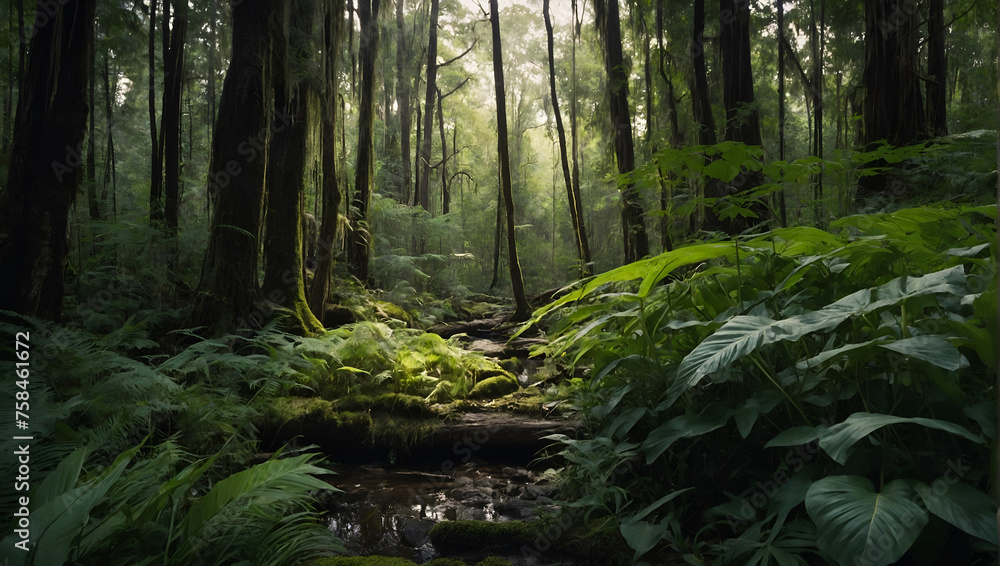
(596, 0), (648, 262)
(570, 0), (588, 272)
(86, 19), (100, 220)
(189, 0), (278, 336)
(437, 87), (450, 214)
(162, 0), (188, 234)
(691, 0), (717, 147)
(545, 0), (590, 277)
(777, 0), (786, 226)
(489, 0), (530, 321)
(0, 0), (96, 321)
(396, 0), (414, 205)
(927, 0), (947, 137)
(308, 0), (346, 324)
(417, 0), (439, 212)
(348, 0), (381, 283)
(148, 0), (163, 223)
(715, 0), (765, 233)
(857, 0), (926, 202)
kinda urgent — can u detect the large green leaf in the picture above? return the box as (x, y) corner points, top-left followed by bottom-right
(620, 518), (670, 563)
(28, 443), (140, 565)
(877, 335), (967, 371)
(179, 454), (333, 551)
(914, 481), (998, 545)
(643, 403), (733, 463)
(819, 412), (984, 465)
(806, 476), (927, 566)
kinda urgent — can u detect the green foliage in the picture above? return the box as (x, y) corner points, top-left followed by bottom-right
(527, 204), (998, 564)
(0, 314), (342, 565)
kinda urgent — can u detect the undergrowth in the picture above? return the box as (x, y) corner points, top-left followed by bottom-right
(523, 204), (998, 565)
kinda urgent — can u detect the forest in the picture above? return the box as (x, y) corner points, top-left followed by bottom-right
(0, 0), (998, 564)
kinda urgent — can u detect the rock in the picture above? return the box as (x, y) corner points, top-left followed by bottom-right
(512, 468), (532, 483)
(454, 476), (474, 487)
(400, 518), (436, 547)
(495, 498), (539, 519)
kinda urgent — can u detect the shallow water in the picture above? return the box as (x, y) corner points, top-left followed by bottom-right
(323, 461), (557, 563)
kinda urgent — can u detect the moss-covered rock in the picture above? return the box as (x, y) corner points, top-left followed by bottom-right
(423, 559), (467, 566)
(263, 396), (373, 444)
(468, 375), (519, 400)
(429, 520), (537, 553)
(474, 558), (513, 566)
(371, 393), (434, 417)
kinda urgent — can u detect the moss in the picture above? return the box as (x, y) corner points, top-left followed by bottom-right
(492, 388), (546, 415)
(374, 300), (412, 325)
(332, 394), (374, 412)
(303, 558), (417, 566)
(474, 558), (513, 566)
(468, 375), (519, 400)
(429, 520), (537, 553)
(371, 393), (433, 417)
(264, 396), (373, 442)
(424, 559), (467, 566)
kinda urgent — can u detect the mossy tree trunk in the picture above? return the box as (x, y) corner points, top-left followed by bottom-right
(0, 0), (96, 321)
(308, 0), (346, 323)
(189, 0), (278, 336)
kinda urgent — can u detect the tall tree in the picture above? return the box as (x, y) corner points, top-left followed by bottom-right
(691, 0), (717, 147)
(161, 0), (188, 233)
(489, 0), (530, 321)
(417, 0), (440, 211)
(714, 0), (765, 233)
(396, 0), (414, 205)
(544, 0), (591, 276)
(86, 19), (100, 220)
(348, 0), (381, 283)
(777, 0), (786, 226)
(308, 0), (347, 323)
(262, 0), (324, 335)
(857, 0), (926, 202)
(0, 0), (96, 320)
(927, 0), (948, 136)
(189, 0), (279, 336)
(148, 0), (163, 223)
(595, 0), (648, 262)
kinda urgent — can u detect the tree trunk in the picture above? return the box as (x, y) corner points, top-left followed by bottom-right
(570, 0), (589, 272)
(162, 0), (188, 234)
(544, 0), (590, 277)
(0, 0), (96, 321)
(308, 0), (346, 324)
(437, 87), (450, 214)
(490, 0), (530, 321)
(348, 0), (381, 283)
(596, 0), (648, 262)
(716, 0), (765, 233)
(777, 0), (786, 226)
(148, 0), (163, 223)
(396, 0), (414, 205)
(691, 0), (717, 147)
(809, 0), (825, 224)
(857, 0), (926, 202)
(418, 0), (439, 212)
(101, 53), (116, 214)
(927, 0), (947, 137)
(263, 88), (324, 335)
(189, 0), (278, 336)
(86, 19), (100, 220)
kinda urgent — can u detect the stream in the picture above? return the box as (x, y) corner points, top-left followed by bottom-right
(322, 459), (564, 563)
